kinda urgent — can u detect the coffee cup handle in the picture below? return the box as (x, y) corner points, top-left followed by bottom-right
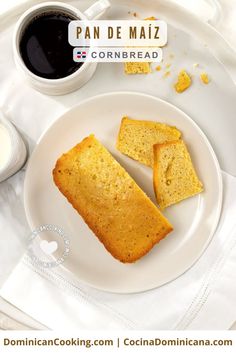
(84, 0), (111, 20)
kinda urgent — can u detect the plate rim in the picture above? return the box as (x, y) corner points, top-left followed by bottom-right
(24, 91), (223, 293)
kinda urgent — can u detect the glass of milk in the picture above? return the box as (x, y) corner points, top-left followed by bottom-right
(0, 113), (27, 182)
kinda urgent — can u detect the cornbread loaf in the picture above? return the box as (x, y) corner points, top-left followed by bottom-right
(153, 140), (203, 209)
(117, 117), (181, 167)
(53, 135), (173, 263)
(124, 62), (151, 74)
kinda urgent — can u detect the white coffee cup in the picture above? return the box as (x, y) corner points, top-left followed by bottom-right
(13, 1), (110, 95)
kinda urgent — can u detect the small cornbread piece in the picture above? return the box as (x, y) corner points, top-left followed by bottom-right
(200, 72), (210, 84)
(53, 135), (173, 263)
(153, 140), (203, 209)
(155, 65), (162, 71)
(124, 62), (151, 74)
(144, 16), (157, 20)
(174, 70), (192, 93)
(117, 117), (181, 167)
(163, 70), (171, 78)
(124, 16), (156, 74)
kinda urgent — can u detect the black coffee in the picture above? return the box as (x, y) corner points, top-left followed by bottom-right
(20, 11), (82, 79)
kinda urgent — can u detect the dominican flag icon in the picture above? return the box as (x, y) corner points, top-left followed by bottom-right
(76, 50), (87, 59)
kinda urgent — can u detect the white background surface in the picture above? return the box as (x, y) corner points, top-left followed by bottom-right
(1, 0), (236, 48)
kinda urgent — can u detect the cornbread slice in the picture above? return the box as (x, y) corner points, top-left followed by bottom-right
(124, 62), (151, 74)
(153, 140), (203, 209)
(117, 117), (181, 167)
(53, 135), (173, 263)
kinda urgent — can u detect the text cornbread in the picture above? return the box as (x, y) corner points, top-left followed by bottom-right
(153, 140), (203, 209)
(117, 117), (181, 167)
(53, 135), (173, 263)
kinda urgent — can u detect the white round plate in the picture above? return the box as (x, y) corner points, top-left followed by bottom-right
(24, 92), (223, 293)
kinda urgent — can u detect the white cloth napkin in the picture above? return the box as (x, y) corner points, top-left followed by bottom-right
(0, 297), (47, 330)
(1, 171), (236, 330)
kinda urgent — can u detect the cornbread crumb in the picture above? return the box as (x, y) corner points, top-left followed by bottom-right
(156, 65), (161, 71)
(174, 70), (191, 93)
(124, 62), (151, 74)
(153, 140), (203, 209)
(166, 63), (171, 69)
(200, 72), (210, 84)
(117, 117), (181, 167)
(163, 71), (171, 78)
(53, 135), (173, 263)
(144, 16), (157, 20)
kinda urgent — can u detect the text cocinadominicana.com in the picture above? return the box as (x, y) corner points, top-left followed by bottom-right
(3, 337), (233, 348)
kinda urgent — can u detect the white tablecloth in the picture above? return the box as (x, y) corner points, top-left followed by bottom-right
(0, 0), (236, 329)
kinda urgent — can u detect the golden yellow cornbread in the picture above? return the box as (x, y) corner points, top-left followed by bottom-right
(144, 16), (157, 20)
(53, 135), (173, 263)
(124, 62), (151, 74)
(174, 70), (192, 93)
(124, 16), (156, 75)
(117, 117), (181, 167)
(153, 140), (203, 209)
